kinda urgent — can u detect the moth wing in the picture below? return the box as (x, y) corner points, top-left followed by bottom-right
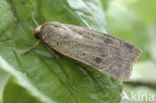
(41, 22), (141, 81)
(65, 24), (141, 81)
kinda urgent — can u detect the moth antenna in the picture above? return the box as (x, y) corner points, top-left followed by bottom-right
(76, 63), (106, 93)
(32, 7), (39, 26)
(8, 0), (18, 24)
(21, 40), (41, 56)
(43, 44), (70, 80)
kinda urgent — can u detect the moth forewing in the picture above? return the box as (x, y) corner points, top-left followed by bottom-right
(37, 22), (141, 81)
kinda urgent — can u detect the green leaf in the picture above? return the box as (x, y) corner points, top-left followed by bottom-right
(3, 77), (43, 103)
(0, 70), (8, 101)
(0, 58), (53, 103)
(0, 0), (122, 103)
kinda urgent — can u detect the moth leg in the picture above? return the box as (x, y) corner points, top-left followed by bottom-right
(43, 44), (70, 80)
(21, 40), (41, 56)
(76, 63), (106, 92)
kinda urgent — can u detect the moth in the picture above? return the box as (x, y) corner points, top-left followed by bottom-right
(23, 22), (141, 81)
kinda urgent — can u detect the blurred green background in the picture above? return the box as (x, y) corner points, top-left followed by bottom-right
(0, 0), (156, 103)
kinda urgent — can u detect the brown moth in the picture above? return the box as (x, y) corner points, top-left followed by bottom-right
(33, 22), (141, 81)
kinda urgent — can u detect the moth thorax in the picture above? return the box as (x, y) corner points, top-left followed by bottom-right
(33, 25), (42, 39)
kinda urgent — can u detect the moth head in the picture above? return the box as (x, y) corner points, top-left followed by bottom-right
(33, 25), (42, 39)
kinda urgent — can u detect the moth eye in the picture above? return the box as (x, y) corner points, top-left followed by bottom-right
(33, 25), (42, 39)
(33, 30), (40, 39)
